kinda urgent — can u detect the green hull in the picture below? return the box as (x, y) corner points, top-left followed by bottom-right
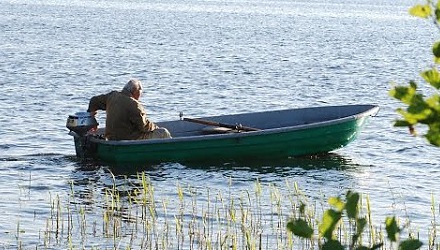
(70, 104), (378, 164)
(93, 116), (368, 164)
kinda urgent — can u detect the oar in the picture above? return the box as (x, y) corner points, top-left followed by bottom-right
(179, 113), (260, 132)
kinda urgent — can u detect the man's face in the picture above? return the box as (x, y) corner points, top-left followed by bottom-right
(133, 88), (142, 100)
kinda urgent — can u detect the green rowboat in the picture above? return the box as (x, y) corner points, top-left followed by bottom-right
(68, 104), (379, 164)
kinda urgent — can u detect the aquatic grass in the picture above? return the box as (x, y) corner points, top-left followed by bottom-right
(287, 190), (430, 250)
(429, 194), (439, 250)
(15, 171), (440, 249)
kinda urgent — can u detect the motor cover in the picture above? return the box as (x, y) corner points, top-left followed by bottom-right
(66, 112), (98, 136)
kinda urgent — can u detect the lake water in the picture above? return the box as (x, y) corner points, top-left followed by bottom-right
(1, 0), (440, 248)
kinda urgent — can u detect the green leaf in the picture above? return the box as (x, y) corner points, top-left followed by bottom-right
(409, 4), (432, 18)
(385, 216), (401, 242)
(322, 239), (344, 250)
(433, 41), (440, 58)
(299, 202), (306, 215)
(356, 217), (367, 234)
(425, 94), (440, 110)
(421, 68), (440, 89)
(319, 209), (342, 240)
(396, 110), (420, 125)
(345, 191), (360, 219)
(371, 243), (385, 250)
(355, 247), (369, 250)
(389, 83), (417, 105)
(436, 6), (440, 21)
(351, 217), (367, 246)
(286, 218), (314, 238)
(328, 196), (345, 211)
(405, 103), (432, 122)
(393, 120), (412, 127)
(426, 128), (440, 146)
(398, 239), (423, 250)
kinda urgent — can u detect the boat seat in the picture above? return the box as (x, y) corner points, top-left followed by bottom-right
(201, 126), (236, 134)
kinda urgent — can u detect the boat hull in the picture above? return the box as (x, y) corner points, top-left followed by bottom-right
(69, 104), (378, 164)
(93, 119), (371, 164)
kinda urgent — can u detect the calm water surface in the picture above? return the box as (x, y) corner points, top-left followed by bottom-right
(1, 0), (440, 248)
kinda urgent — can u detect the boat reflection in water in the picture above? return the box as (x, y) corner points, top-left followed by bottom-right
(73, 152), (361, 177)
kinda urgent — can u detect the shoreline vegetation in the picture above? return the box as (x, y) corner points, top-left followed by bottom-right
(10, 171), (438, 249)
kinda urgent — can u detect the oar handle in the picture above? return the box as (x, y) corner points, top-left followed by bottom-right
(182, 117), (260, 132)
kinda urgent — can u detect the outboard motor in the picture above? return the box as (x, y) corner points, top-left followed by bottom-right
(66, 112), (98, 136)
(66, 112), (99, 159)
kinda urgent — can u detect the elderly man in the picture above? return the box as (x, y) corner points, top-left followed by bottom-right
(87, 79), (171, 140)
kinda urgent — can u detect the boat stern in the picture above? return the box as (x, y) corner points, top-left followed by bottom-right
(66, 112), (99, 159)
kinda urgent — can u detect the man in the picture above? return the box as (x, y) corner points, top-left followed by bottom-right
(87, 79), (171, 140)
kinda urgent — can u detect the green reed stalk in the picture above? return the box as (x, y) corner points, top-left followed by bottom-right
(366, 194), (376, 245)
(429, 193), (437, 249)
(44, 218), (49, 247)
(162, 198), (169, 249)
(16, 219), (21, 248)
(206, 187), (213, 247)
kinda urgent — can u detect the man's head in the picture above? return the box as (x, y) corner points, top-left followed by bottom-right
(123, 79), (143, 100)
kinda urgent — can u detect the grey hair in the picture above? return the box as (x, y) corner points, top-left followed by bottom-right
(123, 79), (143, 94)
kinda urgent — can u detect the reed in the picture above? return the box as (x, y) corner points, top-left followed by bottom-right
(18, 172), (440, 249)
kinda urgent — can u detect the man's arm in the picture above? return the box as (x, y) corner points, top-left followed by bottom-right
(87, 93), (110, 113)
(131, 102), (157, 132)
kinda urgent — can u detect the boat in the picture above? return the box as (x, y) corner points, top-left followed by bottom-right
(66, 104), (379, 164)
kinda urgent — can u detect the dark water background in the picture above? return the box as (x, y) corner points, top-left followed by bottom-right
(1, 0), (440, 248)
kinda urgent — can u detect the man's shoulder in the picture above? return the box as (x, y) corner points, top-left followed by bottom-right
(109, 91), (141, 106)
(108, 90), (130, 99)
(108, 90), (121, 96)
